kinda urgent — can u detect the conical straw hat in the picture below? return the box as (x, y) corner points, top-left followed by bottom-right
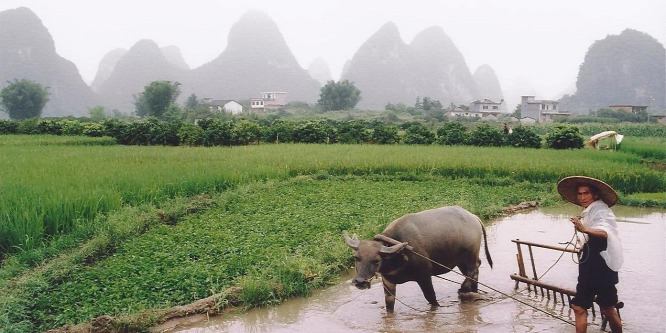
(557, 176), (618, 207)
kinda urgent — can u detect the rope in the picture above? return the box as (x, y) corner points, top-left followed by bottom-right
(382, 280), (518, 314)
(388, 245), (576, 326)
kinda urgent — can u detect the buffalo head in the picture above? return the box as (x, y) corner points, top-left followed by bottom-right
(343, 231), (408, 289)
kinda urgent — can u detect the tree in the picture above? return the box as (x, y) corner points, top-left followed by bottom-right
(292, 120), (335, 143)
(467, 123), (505, 147)
(371, 123), (400, 144)
(0, 79), (49, 120)
(402, 123), (435, 145)
(506, 126), (542, 148)
(512, 104), (521, 118)
(545, 124), (584, 149)
(263, 119), (295, 143)
(233, 120), (264, 145)
(337, 120), (370, 144)
(134, 80), (181, 119)
(88, 106), (106, 121)
(318, 80), (361, 111)
(184, 94), (201, 110)
(436, 122), (467, 145)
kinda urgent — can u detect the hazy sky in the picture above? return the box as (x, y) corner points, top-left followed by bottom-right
(2, 0), (665, 107)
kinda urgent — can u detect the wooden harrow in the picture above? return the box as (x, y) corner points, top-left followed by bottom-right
(510, 239), (623, 330)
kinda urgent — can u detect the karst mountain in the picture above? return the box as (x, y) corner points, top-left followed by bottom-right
(2, 7), (662, 117)
(0, 7), (97, 117)
(560, 29), (665, 113)
(342, 23), (479, 110)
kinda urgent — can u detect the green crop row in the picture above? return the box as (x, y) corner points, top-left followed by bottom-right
(5, 177), (553, 332)
(620, 136), (666, 161)
(1, 136), (664, 259)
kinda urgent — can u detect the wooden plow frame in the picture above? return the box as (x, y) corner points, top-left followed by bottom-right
(510, 238), (623, 330)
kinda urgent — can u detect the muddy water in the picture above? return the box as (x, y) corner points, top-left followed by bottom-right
(173, 207), (665, 333)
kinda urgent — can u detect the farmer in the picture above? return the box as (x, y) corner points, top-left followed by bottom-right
(557, 176), (623, 333)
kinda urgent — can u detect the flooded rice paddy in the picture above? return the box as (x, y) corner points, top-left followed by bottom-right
(171, 206), (665, 333)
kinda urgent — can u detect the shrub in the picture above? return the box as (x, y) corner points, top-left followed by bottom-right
(545, 124), (584, 149)
(436, 122), (467, 145)
(292, 120), (335, 144)
(506, 126), (541, 148)
(36, 119), (63, 135)
(81, 122), (105, 137)
(337, 120), (370, 144)
(0, 119), (19, 134)
(263, 119), (295, 143)
(466, 123), (505, 147)
(178, 123), (204, 146)
(402, 124), (435, 145)
(17, 118), (40, 134)
(101, 118), (127, 139)
(233, 120), (264, 145)
(371, 123), (399, 144)
(60, 120), (84, 136)
(199, 118), (233, 146)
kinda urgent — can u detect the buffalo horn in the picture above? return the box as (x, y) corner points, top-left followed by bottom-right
(343, 231), (360, 250)
(380, 242), (408, 254)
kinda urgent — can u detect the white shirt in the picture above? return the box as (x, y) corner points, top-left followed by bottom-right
(581, 200), (624, 271)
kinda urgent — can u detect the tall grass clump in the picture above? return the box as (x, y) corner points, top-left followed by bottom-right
(620, 136), (666, 161)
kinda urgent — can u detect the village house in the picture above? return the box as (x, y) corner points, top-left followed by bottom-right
(445, 99), (503, 120)
(202, 98), (243, 114)
(250, 92), (287, 112)
(608, 105), (648, 114)
(520, 95), (569, 123)
(469, 98), (503, 113)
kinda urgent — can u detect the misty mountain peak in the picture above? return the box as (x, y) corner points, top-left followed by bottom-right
(308, 57), (333, 85)
(188, 10), (320, 102)
(0, 7), (56, 58)
(0, 6), (97, 116)
(161, 45), (189, 70)
(473, 64), (504, 109)
(91, 48), (127, 92)
(227, 9), (290, 54)
(560, 28), (665, 113)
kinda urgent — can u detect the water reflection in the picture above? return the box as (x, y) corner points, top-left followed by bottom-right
(173, 207), (665, 333)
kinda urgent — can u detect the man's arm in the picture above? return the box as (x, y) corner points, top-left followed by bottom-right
(571, 216), (608, 239)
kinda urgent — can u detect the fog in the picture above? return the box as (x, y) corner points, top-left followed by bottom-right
(2, 0), (665, 109)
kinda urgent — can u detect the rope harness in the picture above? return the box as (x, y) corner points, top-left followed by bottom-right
(377, 231), (581, 326)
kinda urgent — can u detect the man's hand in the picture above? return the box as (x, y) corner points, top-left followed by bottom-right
(570, 216), (586, 233)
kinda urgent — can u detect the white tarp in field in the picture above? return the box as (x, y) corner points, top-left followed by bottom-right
(587, 131), (624, 149)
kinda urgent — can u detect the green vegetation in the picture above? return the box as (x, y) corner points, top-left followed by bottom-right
(620, 136), (666, 162)
(0, 79), (49, 120)
(544, 124), (585, 149)
(1, 134), (664, 332)
(134, 80), (181, 119)
(0, 177), (552, 332)
(317, 80), (362, 111)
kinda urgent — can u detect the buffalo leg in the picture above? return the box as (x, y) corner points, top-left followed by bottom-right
(458, 260), (480, 293)
(382, 279), (397, 314)
(416, 278), (440, 307)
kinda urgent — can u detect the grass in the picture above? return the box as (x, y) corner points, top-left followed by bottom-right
(620, 136), (666, 162)
(0, 134), (664, 332)
(4, 176), (553, 331)
(2, 136), (664, 257)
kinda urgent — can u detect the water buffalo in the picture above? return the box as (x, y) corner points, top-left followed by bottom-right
(344, 205), (493, 313)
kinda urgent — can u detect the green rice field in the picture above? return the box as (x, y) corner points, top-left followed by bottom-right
(0, 134), (664, 332)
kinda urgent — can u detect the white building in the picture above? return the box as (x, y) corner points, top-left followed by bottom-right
(250, 92), (287, 112)
(204, 99), (243, 114)
(520, 96), (569, 123)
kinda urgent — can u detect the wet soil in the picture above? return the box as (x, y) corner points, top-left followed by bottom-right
(166, 206), (665, 333)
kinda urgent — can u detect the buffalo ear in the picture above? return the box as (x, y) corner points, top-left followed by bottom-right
(379, 242), (407, 254)
(343, 231), (360, 250)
